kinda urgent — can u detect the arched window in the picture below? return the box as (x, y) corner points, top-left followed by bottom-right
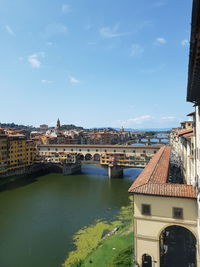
(142, 254), (152, 267)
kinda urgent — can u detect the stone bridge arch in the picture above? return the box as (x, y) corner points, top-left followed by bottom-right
(85, 153), (92, 161)
(93, 153), (100, 161)
(159, 225), (197, 267)
(77, 153), (84, 161)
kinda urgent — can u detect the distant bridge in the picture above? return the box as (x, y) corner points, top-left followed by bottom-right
(127, 135), (169, 145)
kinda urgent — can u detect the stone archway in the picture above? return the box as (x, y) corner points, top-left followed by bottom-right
(85, 153), (92, 161)
(77, 153), (84, 161)
(142, 254), (152, 267)
(160, 225), (196, 267)
(93, 153), (100, 161)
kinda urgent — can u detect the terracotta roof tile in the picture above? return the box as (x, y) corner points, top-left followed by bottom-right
(128, 146), (196, 199)
(178, 129), (193, 136)
(183, 132), (194, 138)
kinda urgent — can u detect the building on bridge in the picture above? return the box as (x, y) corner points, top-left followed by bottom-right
(38, 144), (159, 164)
(38, 144), (160, 178)
(100, 152), (152, 168)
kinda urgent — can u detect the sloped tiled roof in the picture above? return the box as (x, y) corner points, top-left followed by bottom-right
(128, 146), (196, 199)
(183, 132), (194, 139)
(178, 129), (193, 136)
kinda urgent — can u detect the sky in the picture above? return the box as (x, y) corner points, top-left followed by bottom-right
(0, 0), (194, 129)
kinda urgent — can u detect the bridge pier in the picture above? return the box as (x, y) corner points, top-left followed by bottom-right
(108, 165), (123, 178)
(63, 163), (81, 175)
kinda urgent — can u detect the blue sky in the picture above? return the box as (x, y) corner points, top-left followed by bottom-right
(0, 0), (193, 129)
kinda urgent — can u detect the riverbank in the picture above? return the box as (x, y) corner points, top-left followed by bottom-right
(63, 197), (134, 267)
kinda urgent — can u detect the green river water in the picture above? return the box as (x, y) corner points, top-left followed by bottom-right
(0, 165), (141, 267)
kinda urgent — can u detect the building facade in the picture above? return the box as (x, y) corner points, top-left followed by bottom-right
(128, 1), (200, 266)
(0, 131), (37, 176)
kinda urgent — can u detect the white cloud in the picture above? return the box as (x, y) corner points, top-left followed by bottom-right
(130, 44), (144, 57)
(68, 76), (80, 84)
(155, 37), (166, 45)
(5, 25), (14, 35)
(161, 116), (177, 121)
(99, 24), (130, 39)
(46, 42), (53, 46)
(121, 115), (154, 127)
(28, 52), (45, 68)
(62, 4), (71, 13)
(41, 79), (52, 84)
(181, 39), (189, 46)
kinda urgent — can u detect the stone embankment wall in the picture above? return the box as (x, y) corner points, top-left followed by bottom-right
(0, 162), (82, 180)
(0, 163), (51, 179)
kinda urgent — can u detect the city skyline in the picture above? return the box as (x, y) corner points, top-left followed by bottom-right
(0, 0), (193, 128)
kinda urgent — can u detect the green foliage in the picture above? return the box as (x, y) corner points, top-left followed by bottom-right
(0, 122), (36, 131)
(64, 220), (118, 266)
(70, 259), (84, 267)
(109, 246), (133, 267)
(60, 124), (84, 130)
(64, 197), (133, 267)
(144, 131), (156, 136)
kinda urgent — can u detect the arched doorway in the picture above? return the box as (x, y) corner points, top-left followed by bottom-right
(160, 225), (196, 267)
(142, 254), (152, 267)
(85, 153), (92, 161)
(93, 153), (100, 161)
(77, 154), (84, 161)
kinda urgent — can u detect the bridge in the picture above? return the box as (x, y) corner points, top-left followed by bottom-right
(127, 135), (169, 145)
(38, 144), (161, 178)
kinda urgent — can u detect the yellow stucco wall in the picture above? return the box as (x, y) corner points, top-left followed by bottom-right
(133, 194), (199, 267)
(134, 194), (197, 223)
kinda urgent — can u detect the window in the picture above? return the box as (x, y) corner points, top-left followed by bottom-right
(133, 150), (135, 153)
(173, 207), (183, 219)
(105, 150), (107, 152)
(142, 204), (151, 216)
(114, 150), (116, 152)
(123, 150), (126, 153)
(79, 149), (82, 152)
(87, 149), (90, 152)
(154, 151), (157, 154)
(143, 150), (146, 153)
(96, 149), (98, 152)
(71, 149), (73, 152)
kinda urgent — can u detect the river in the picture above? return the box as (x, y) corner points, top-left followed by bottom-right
(0, 165), (141, 267)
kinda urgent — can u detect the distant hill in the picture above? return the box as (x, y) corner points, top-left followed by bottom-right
(0, 122), (37, 131)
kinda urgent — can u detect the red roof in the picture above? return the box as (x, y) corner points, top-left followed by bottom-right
(178, 129), (193, 136)
(8, 134), (25, 138)
(183, 132), (194, 139)
(128, 146), (196, 199)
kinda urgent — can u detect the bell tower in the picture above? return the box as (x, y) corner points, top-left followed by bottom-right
(56, 118), (61, 129)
